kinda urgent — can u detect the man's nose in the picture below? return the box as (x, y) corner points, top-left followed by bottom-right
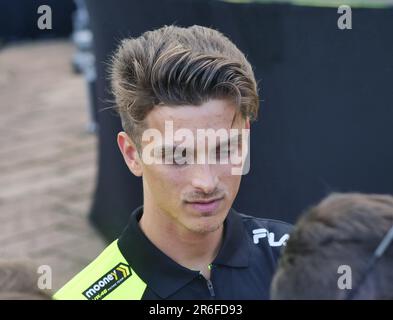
(190, 164), (219, 194)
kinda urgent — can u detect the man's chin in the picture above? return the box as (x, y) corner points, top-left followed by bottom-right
(185, 216), (225, 234)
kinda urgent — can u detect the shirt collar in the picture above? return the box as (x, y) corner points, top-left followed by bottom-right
(117, 206), (250, 299)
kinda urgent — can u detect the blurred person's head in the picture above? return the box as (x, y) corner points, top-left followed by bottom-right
(0, 261), (52, 300)
(270, 193), (393, 300)
(111, 25), (258, 234)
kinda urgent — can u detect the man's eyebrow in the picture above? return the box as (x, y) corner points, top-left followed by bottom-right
(152, 133), (243, 154)
(153, 145), (175, 155)
(153, 144), (193, 155)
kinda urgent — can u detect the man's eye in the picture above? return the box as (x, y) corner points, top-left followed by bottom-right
(216, 147), (230, 161)
(216, 143), (241, 162)
(172, 149), (192, 166)
(161, 153), (173, 163)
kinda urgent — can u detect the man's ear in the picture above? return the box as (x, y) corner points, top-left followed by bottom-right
(117, 132), (143, 177)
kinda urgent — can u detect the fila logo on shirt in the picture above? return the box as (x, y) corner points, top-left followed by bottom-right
(252, 228), (289, 247)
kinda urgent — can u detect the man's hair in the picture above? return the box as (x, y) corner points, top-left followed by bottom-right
(271, 193), (393, 300)
(0, 260), (52, 300)
(110, 25), (259, 148)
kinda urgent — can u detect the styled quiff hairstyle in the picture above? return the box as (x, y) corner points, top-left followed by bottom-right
(110, 25), (259, 148)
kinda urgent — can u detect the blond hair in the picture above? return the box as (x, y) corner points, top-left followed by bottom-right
(110, 25), (259, 147)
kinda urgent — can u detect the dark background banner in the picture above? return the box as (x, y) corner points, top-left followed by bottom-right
(0, 0), (75, 41)
(84, 0), (393, 241)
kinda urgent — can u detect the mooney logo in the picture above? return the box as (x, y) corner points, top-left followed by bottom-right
(252, 228), (289, 247)
(82, 263), (131, 300)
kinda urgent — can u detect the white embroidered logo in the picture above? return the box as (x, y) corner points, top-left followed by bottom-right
(252, 228), (289, 247)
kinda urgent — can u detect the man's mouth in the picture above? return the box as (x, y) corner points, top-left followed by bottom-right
(185, 197), (224, 213)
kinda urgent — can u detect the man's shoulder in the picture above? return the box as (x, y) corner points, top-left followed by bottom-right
(54, 241), (146, 300)
(233, 209), (293, 247)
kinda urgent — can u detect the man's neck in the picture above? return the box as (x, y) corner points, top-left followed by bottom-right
(138, 205), (223, 279)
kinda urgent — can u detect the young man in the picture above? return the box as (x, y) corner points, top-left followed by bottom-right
(55, 25), (291, 300)
(271, 193), (393, 300)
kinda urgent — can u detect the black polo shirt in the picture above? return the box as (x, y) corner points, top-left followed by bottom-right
(116, 206), (292, 300)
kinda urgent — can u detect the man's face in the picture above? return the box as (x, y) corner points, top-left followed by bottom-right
(123, 99), (249, 234)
